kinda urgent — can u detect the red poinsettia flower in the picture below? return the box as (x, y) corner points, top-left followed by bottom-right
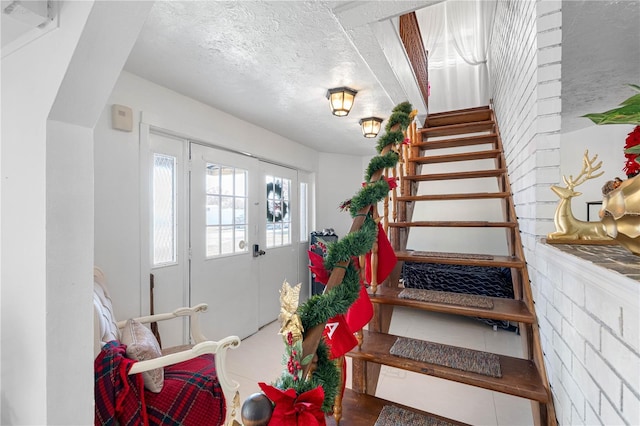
(623, 126), (640, 177)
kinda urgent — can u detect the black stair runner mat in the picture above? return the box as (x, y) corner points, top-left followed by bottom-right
(375, 405), (457, 426)
(409, 251), (494, 260)
(389, 337), (502, 378)
(399, 288), (494, 309)
(402, 262), (514, 331)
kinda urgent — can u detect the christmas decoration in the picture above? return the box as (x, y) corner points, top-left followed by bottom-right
(259, 101), (415, 423)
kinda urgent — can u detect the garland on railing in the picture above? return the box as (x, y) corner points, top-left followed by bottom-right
(261, 101), (415, 418)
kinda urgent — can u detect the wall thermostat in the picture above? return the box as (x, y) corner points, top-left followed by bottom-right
(111, 104), (133, 132)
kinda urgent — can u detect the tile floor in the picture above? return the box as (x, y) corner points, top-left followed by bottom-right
(226, 306), (535, 425)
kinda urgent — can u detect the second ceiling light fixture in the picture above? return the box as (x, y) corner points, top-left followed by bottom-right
(326, 87), (384, 138)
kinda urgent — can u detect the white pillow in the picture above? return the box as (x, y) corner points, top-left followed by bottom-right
(121, 319), (164, 392)
(93, 281), (120, 344)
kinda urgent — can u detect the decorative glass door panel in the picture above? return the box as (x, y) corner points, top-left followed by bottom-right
(265, 175), (292, 248)
(148, 132), (188, 347)
(205, 164), (248, 257)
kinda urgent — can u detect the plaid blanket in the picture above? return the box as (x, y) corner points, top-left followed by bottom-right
(95, 341), (147, 426)
(95, 341), (226, 426)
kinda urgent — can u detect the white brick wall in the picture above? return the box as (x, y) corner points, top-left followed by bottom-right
(485, 2), (640, 424)
(537, 244), (640, 425)
(489, 0), (562, 250)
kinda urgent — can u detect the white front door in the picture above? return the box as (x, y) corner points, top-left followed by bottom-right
(146, 137), (305, 342)
(189, 143), (260, 340)
(257, 162), (299, 327)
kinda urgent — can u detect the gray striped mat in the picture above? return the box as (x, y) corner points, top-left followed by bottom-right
(399, 288), (494, 309)
(390, 337), (502, 378)
(375, 405), (457, 426)
(409, 251), (494, 260)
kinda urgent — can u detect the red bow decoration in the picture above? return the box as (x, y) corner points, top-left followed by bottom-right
(258, 383), (326, 426)
(361, 177), (397, 190)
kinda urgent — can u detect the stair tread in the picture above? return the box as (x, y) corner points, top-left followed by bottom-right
(389, 220), (517, 228)
(325, 388), (470, 426)
(410, 149), (501, 164)
(397, 191), (510, 201)
(420, 120), (494, 137)
(427, 106), (490, 117)
(348, 330), (549, 402)
(415, 133), (498, 150)
(426, 110), (492, 128)
(395, 250), (525, 267)
(369, 286), (535, 323)
(404, 168), (507, 181)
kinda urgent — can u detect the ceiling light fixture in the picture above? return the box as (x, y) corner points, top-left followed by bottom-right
(359, 117), (383, 138)
(326, 87), (358, 116)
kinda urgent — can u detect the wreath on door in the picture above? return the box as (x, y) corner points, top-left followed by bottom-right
(267, 181), (288, 222)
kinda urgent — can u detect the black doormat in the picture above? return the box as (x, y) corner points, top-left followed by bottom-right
(399, 288), (494, 309)
(374, 405), (458, 426)
(389, 337), (502, 378)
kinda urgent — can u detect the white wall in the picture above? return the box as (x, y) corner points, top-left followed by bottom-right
(490, 0), (563, 258)
(560, 124), (633, 221)
(536, 245), (640, 425)
(1, 2), (151, 424)
(1, 3), (94, 424)
(95, 72), (366, 320)
(315, 153), (368, 239)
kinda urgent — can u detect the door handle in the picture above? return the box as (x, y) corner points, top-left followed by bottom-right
(253, 244), (266, 257)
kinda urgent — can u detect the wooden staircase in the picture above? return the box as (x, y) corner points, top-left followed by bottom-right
(332, 106), (557, 425)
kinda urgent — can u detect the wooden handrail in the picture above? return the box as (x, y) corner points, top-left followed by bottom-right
(399, 12), (429, 111)
(301, 131), (400, 376)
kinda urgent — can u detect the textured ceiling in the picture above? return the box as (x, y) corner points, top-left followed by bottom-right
(561, 0), (640, 133)
(4, 1), (636, 152)
(124, 1), (433, 157)
(123, 0), (640, 152)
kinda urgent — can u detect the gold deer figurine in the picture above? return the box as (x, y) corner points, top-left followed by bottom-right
(547, 150), (612, 241)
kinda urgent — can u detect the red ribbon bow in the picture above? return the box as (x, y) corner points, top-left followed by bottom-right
(258, 383), (326, 426)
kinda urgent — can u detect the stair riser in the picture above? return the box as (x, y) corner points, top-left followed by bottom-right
(404, 169), (507, 182)
(416, 134), (498, 150)
(410, 150), (501, 164)
(397, 192), (510, 201)
(421, 121), (494, 137)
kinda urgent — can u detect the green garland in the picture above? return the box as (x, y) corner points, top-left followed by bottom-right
(349, 179), (392, 216)
(376, 130), (404, 154)
(392, 101), (414, 116)
(299, 265), (361, 328)
(269, 101), (413, 413)
(365, 151), (399, 182)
